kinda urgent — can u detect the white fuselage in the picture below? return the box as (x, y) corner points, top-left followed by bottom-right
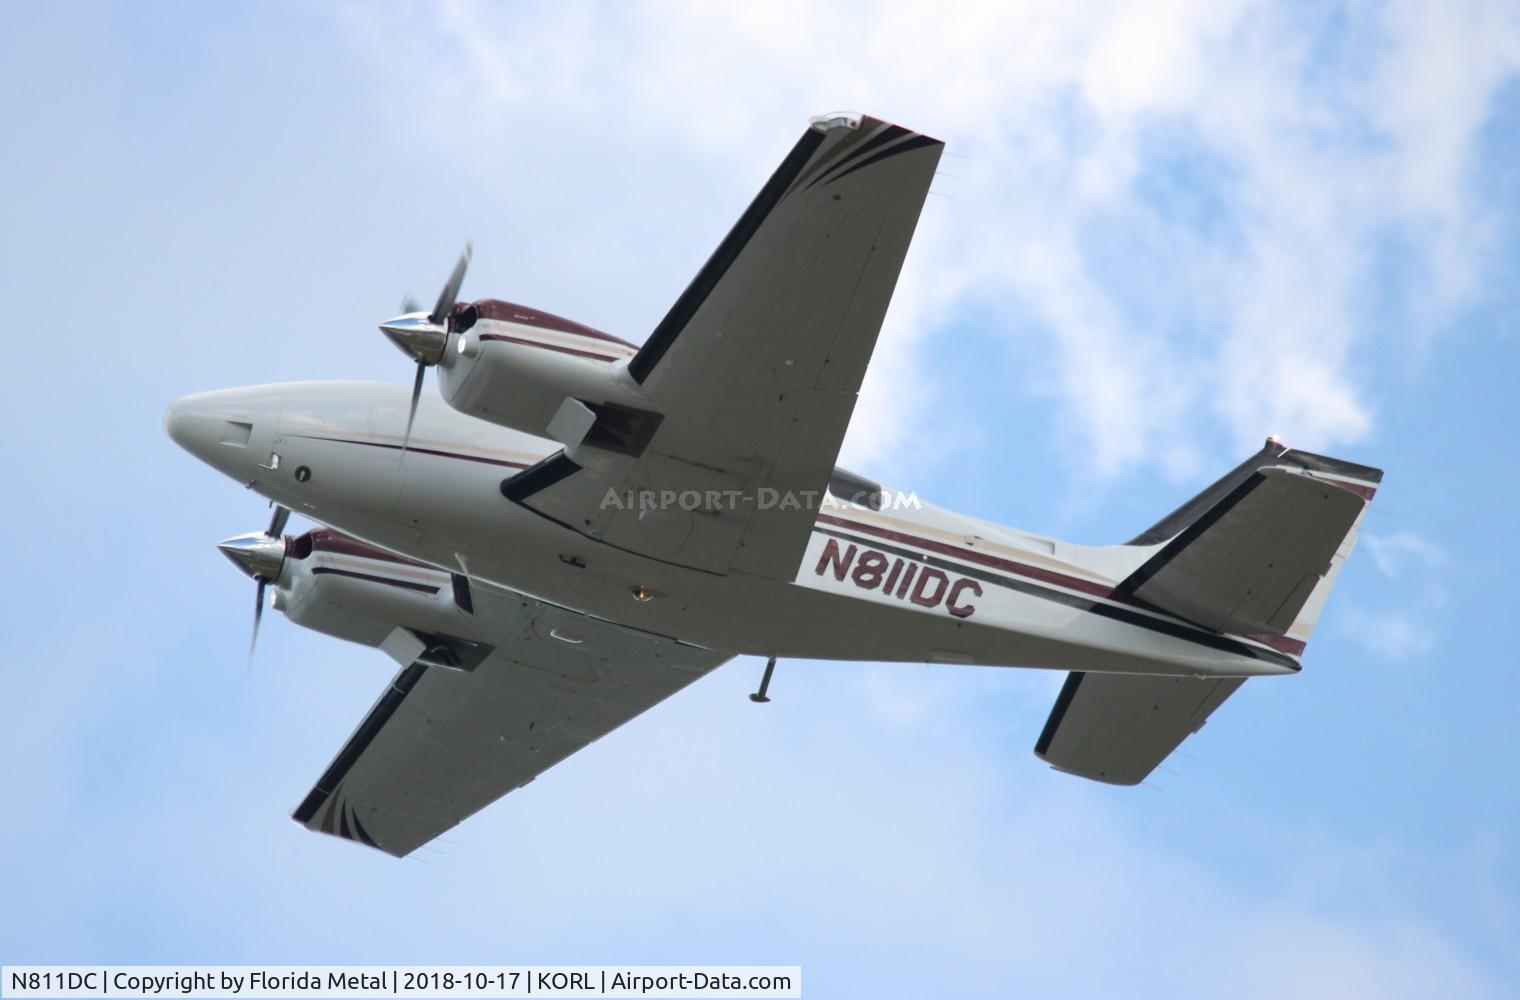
(166, 377), (1297, 680)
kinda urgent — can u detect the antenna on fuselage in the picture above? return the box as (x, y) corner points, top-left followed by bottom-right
(749, 656), (778, 704)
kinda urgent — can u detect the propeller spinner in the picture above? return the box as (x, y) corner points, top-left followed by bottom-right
(378, 245), (472, 448)
(217, 504), (290, 662)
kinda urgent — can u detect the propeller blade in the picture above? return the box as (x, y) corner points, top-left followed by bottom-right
(250, 578), (267, 664)
(403, 359), (426, 450)
(266, 504), (290, 539)
(428, 244), (472, 326)
(400, 295), (421, 315)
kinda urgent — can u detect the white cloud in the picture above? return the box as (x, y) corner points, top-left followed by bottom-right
(1341, 529), (1449, 658)
(343, 0), (1517, 483)
(1364, 529), (1450, 581)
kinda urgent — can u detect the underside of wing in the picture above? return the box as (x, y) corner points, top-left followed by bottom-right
(1034, 671), (1246, 785)
(293, 583), (728, 857)
(508, 115), (944, 580)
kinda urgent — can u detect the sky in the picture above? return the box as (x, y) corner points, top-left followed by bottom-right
(2, 1), (1519, 996)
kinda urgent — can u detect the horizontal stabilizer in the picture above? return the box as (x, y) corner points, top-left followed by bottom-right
(1120, 455), (1378, 640)
(1034, 671), (1245, 785)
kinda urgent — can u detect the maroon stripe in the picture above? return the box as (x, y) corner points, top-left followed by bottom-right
(306, 528), (432, 568)
(1325, 479), (1377, 501)
(1246, 632), (1308, 655)
(815, 514), (1308, 657)
(310, 567), (440, 594)
(816, 513), (1124, 601)
(478, 333), (622, 363)
(471, 299), (638, 348)
(294, 434), (531, 470)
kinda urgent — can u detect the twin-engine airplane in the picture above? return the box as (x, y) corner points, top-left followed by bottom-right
(167, 113), (1381, 857)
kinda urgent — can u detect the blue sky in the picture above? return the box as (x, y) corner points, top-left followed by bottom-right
(3, 2), (1518, 997)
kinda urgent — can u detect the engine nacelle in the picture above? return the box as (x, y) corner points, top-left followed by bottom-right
(437, 299), (662, 457)
(273, 528), (490, 670)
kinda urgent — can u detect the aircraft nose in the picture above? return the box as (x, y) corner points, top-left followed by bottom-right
(165, 391), (236, 462)
(164, 385), (283, 480)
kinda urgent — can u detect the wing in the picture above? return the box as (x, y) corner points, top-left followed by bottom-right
(293, 582), (729, 857)
(1034, 672), (1246, 785)
(509, 115), (944, 580)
